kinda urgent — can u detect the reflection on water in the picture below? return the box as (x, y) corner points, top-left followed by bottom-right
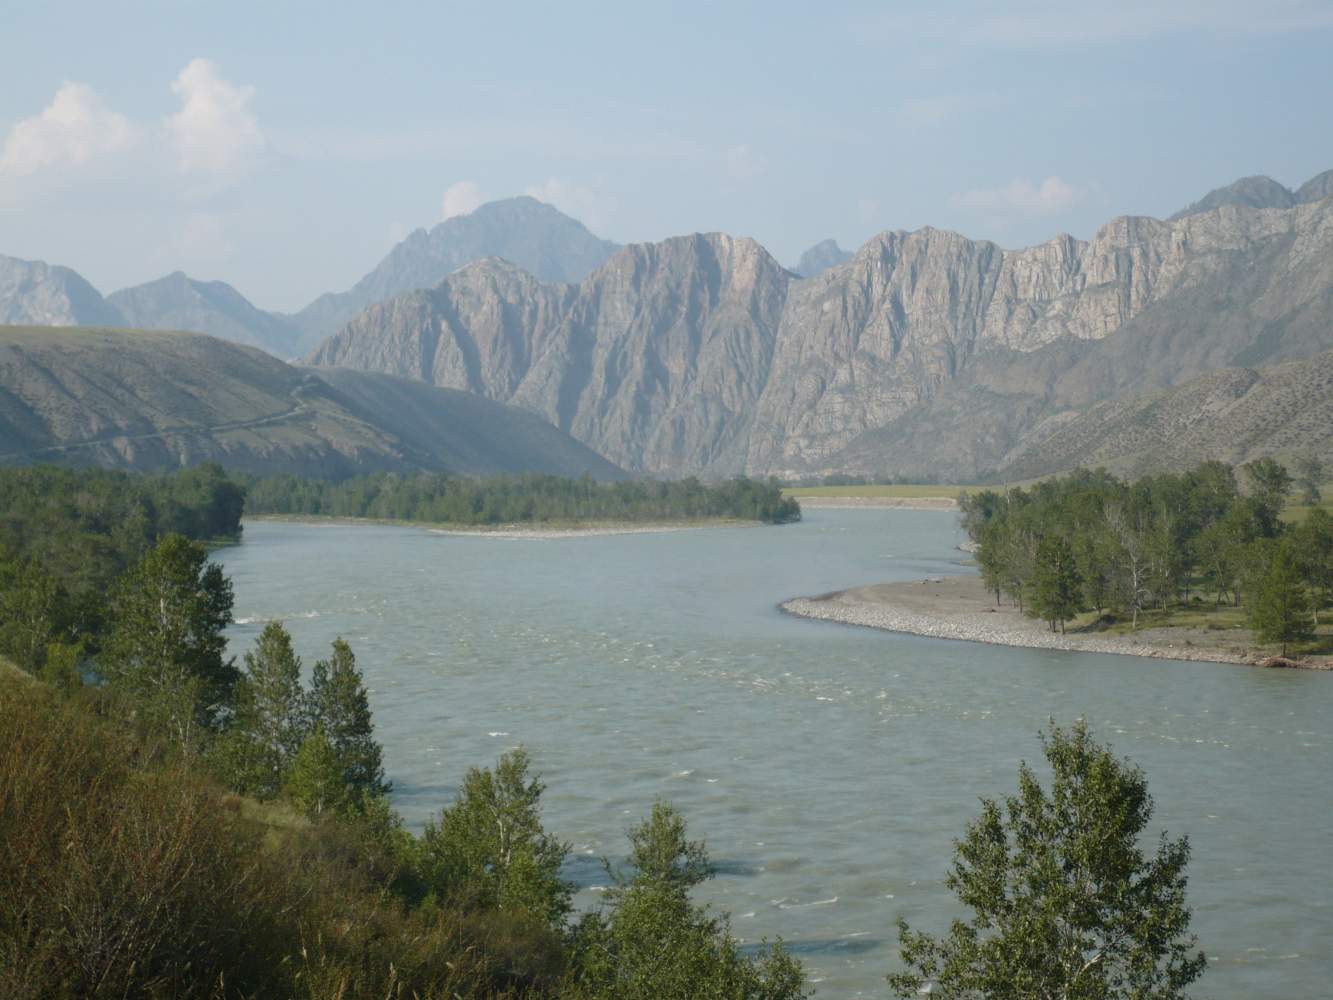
(220, 511), (1331, 998)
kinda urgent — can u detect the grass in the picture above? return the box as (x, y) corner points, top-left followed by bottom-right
(782, 484), (968, 499)
(1072, 601), (1333, 658)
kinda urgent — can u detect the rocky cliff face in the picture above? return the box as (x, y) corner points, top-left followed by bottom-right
(292, 197), (620, 348)
(109, 272), (301, 357)
(310, 187), (1333, 480)
(0, 255), (125, 327)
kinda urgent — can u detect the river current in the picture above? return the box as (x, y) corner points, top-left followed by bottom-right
(219, 510), (1330, 998)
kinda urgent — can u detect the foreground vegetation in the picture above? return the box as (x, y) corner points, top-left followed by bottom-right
(2, 461), (1213, 997)
(242, 471), (801, 525)
(961, 459), (1332, 656)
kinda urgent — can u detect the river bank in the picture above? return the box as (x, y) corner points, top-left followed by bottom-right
(244, 513), (753, 538)
(782, 575), (1332, 669)
(785, 496), (959, 510)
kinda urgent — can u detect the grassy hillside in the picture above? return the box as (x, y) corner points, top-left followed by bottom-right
(0, 325), (622, 479)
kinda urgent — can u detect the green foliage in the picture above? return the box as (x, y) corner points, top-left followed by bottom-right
(1243, 457), (1293, 531)
(890, 721), (1206, 1000)
(241, 470), (802, 525)
(1248, 540), (1316, 655)
(308, 637), (390, 800)
(570, 801), (808, 1000)
(420, 747), (573, 926)
(286, 726), (355, 818)
(1029, 534), (1083, 632)
(0, 556), (69, 673)
(1294, 454), (1325, 506)
(99, 534), (237, 745)
(214, 621), (308, 796)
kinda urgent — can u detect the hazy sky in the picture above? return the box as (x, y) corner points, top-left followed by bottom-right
(4, 1), (1332, 311)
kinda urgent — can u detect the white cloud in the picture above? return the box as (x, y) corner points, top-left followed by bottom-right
(951, 176), (1082, 218)
(441, 179), (483, 219)
(0, 82), (136, 179)
(724, 144), (765, 181)
(526, 176), (604, 226)
(165, 58), (264, 178)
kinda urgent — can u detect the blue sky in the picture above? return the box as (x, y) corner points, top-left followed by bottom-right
(3, 1), (1332, 311)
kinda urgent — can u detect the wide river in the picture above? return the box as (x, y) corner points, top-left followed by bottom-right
(219, 511), (1330, 998)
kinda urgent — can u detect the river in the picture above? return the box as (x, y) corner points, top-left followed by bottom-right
(218, 510), (1331, 997)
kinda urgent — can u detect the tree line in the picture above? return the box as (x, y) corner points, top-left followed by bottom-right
(239, 470), (802, 525)
(960, 459), (1331, 654)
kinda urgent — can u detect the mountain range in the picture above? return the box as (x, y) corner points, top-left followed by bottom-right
(3, 169), (1332, 482)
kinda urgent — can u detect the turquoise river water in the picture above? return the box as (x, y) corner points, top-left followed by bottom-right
(218, 510), (1330, 998)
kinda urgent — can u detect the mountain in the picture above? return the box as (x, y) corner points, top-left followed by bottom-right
(311, 190), (1333, 481)
(109, 272), (301, 358)
(795, 239), (852, 277)
(1, 255), (125, 327)
(995, 350), (1333, 481)
(1170, 168), (1333, 220)
(0, 325), (622, 479)
(291, 197), (620, 348)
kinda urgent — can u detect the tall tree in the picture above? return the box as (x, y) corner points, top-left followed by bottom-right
(419, 746), (572, 925)
(0, 556), (68, 674)
(1295, 454), (1325, 506)
(572, 801), (807, 999)
(100, 534), (236, 745)
(218, 621), (307, 796)
(890, 721), (1206, 1000)
(307, 637), (388, 799)
(1029, 534), (1083, 633)
(1249, 541), (1315, 656)
(1243, 457), (1293, 530)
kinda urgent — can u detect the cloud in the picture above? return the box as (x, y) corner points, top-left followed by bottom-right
(165, 58), (264, 178)
(441, 179), (483, 219)
(724, 144), (765, 181)
(897, 93), (1012, 128)
(951, 176), (1082, 218)
(858, 198), (880, 223)
(0, 82), (136, 179)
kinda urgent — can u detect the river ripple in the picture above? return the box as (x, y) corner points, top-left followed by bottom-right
(219, 511), (1331, 998)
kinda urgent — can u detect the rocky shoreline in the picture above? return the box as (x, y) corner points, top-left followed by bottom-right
(780, 576), (1332, 670)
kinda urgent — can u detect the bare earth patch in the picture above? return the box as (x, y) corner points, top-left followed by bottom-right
(782, 575), (1332, 670)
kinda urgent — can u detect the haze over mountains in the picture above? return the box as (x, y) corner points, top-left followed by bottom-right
(3, 168), (1332, 482)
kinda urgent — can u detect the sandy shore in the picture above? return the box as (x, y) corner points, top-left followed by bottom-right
(781, 575), (1331, 669)
(789, 496), (959, 510)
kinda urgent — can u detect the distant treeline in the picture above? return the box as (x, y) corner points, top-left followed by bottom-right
(961, 460), (1331, 650)
(240, 471), (802, 525)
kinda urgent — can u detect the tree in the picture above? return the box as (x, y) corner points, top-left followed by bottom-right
(217, 622), (307, 796)
(1295, 454), (1325, 506)
(1292, 508), (1333, 616)
(1243, 457), (1292, 530)
(1249, 541), (1315, 656)
(572, 801), (807, 1000)
(307, 637), (388, 800)
(419, 746), (572, 925)
(1029, 535), (1083, 633)
(100, 534), (236, 745)
(286, 726), (352, 818)
(0, 556), (68, 674)
(890, 721), (1206, 1000)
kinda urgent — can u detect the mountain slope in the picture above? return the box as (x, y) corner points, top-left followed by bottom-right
(996, 350), (1333, 480)
(109, 273), (301, 358)
(795, 239), (852, 277)
(311, 191), (1333, 479)
(0, 255), (125, 327)
(292, 197), (619, 348)
(0, 325), (622, 478)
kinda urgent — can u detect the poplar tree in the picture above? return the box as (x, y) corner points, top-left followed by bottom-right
(890, 722), (1206, 1000)
(307, 637), (388, 800)
(1029, 534), (1083, 633)
(1249, 541), (1315, 656)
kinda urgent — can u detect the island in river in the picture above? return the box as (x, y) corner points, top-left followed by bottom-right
(782, 574), (1333, 669)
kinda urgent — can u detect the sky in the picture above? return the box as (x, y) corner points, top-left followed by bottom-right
(3, 1), (1332, 312)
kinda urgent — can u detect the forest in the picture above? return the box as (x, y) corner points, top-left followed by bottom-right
(239, 470), (802, 525)
(960, 459), (1332, 654)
